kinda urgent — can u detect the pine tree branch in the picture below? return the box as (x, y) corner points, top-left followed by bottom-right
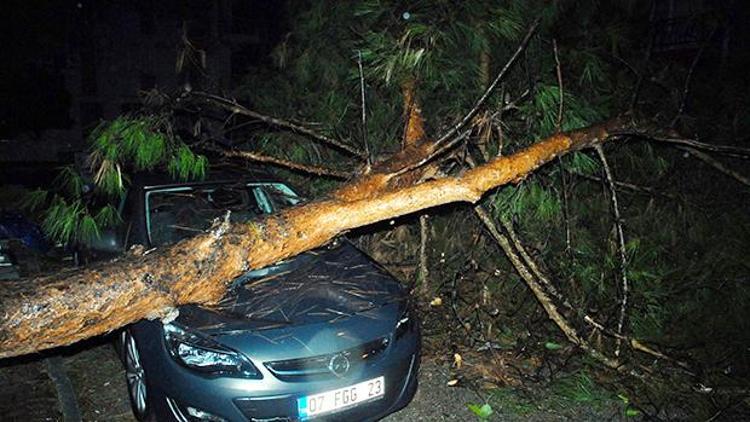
(190, 92), (368, 159)
(500, 208), (693, 373)
(595, 145), (630, 358)
(558, 157), (572, 253)
(671, 29), (715, 127)
(499, 213), (687, 370)
(391, 129), (472, 177)
(220, 149), (351, 179)
(401, 79), (427, 148)
(434, 16), (542, 146)
(357, 51), (371, 167)
(418, 214), (430, 297)
(464, 156), (686, 375)
(472, 205), (634, 375)
(609, 129), (750, 159)
(498, 216), (570, 307)
(569, 170), (682, 201)
(648, 134), (750, 158)
(552, 38), (572, 251)
(0, 118), (632, 358)
(553, 38), (564, 132)
(679, 146), (750, 188)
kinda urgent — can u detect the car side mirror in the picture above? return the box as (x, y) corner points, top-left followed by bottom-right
(88, 228), (125, 254)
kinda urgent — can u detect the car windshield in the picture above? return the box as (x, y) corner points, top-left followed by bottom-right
(146, 182), (298, 246)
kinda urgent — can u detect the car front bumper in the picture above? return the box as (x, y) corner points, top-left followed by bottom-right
(131, 317), (420, 422)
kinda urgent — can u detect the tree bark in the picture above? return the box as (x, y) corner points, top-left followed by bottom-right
(0, 118), (627, 359)
(401, 79), (426, 149)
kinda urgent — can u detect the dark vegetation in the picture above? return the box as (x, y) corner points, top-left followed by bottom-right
(12, 0), (750, 419)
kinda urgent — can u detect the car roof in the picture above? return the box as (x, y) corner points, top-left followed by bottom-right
(131, 166), (283, 191)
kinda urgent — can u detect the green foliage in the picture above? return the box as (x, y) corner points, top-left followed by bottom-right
(625, 407), (641, 417)
(575, 51), (608, 87)
(41, 197), (83, 245)
(32, 114), (206, 246)
(19, 188), (49, 211)
(94, 204), (121, 228)
(232, 1), (749, 417)
(491, 180), (561, 223)
(523, 84), (603, 139)
(168, 144), (208, 181)
(544, 341), (563, 351)
(54, 166), (86, 197)
(550, 372), (612, 408)
(91, 159), (124, 198)
(359, 28), (433, 85)
(486, 388), (536, 416)
(90, 116), (206, 192)
(467, 402), (493, 420)
(487, 6), (524, 41)
(617, 394), (642, 417)
(568, 151), (600, 176)
(484, 379), (621, 418)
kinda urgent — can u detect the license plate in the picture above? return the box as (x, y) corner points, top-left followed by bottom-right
(297, 376), (385, 419)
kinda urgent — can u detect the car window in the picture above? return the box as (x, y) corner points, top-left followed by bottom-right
(146, 182), (297, 246)
(250, 182), (301, 209)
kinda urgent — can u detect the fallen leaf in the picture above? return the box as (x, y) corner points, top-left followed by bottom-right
(626, 408), (641, 417)
(430, 297), (443, 306)
(468, 403), (494, 419)
(544, 341), (563, 351)
(453, 353), (463, 369)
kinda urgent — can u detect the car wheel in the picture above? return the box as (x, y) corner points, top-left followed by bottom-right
(112, 328), (127, 363)
(124, 330), (153, 421)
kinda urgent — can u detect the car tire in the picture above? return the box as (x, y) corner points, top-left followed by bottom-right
(123, 330), (154, 421)
(112, 328), (127, 363)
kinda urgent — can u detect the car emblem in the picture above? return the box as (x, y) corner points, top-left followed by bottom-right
(328, 353), (350, 377)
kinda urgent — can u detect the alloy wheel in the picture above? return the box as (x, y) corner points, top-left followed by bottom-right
(124, 332), (148, 417)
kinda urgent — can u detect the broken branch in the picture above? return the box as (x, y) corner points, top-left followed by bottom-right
(357, 51), (372, 166)
(418, 214), (430, 296)
(435, 17), (541, 146)
(569, 169), (682, 201)
(595, 145), (630, 357)
(679, 146), (750, 188)
(190, 92), (367, 159)
(645, 135), (750, 158)
(220, 149), (352, 179)
(472, 205), (632, 374)
(553, 38), (564, 131)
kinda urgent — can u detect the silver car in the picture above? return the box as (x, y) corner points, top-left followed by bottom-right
(104, 171), (420, 421)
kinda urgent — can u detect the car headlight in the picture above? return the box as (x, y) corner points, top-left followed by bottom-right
(163, 323), (261, 378)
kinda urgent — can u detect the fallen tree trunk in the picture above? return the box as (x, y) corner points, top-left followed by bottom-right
(0, 118), (627, 359)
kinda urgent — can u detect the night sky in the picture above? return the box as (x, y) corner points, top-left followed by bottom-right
(0, 0), (284, 139)
(0, 1), (74, 136)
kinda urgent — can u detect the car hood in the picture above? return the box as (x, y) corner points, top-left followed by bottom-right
(175, 241), (405, 335)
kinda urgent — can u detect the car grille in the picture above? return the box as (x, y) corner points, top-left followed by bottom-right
(264, 337), (390, 381)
